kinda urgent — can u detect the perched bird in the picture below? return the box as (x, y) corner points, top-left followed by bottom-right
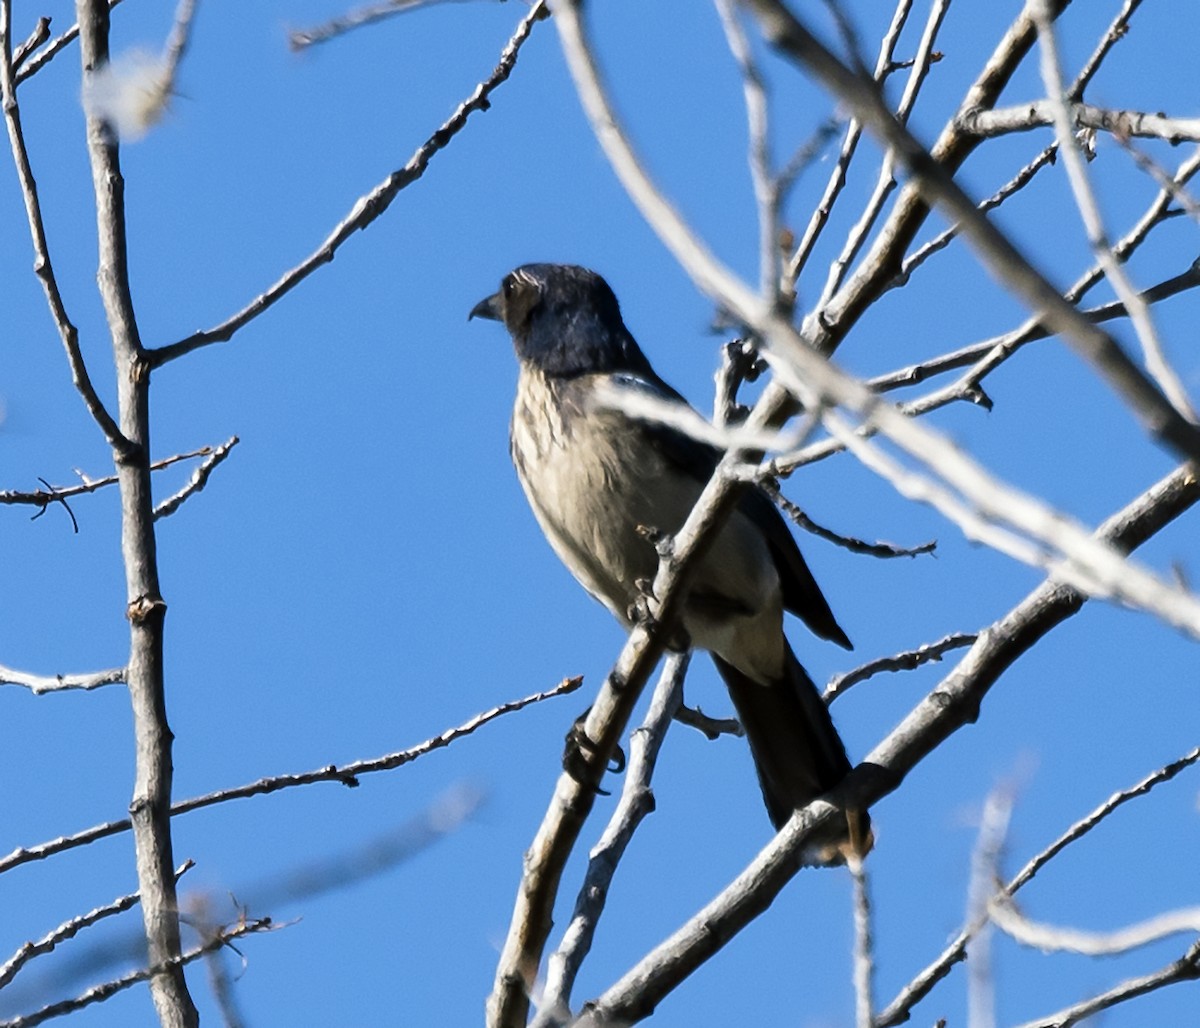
(471, 263), (867, 858)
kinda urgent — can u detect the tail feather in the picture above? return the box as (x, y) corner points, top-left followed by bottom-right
(713, 643), (869, 857)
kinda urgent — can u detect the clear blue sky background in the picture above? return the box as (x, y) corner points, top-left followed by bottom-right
(2, 2), (1198, 1026)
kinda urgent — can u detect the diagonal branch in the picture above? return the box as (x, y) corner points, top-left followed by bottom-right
(0, 677), (582, 877)
(0, 1), (127, 453)
(148, 0), (547, 368)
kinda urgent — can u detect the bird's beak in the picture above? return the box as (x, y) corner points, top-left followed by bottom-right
(469, 292), (502, 322)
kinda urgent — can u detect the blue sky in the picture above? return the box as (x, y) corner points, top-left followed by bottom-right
(2, 1), (1199, 1026)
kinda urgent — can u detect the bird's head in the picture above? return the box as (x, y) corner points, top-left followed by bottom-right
(470, 263), (652, 378)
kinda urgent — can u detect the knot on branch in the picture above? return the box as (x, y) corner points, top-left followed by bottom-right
(126, 593), (167, 624)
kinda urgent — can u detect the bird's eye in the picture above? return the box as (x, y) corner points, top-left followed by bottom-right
(503, 277), (516, 299)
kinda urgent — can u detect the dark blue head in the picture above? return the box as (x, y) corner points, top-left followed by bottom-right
(470, 264), (655, 379)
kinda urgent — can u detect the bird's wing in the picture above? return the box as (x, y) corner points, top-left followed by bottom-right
(613, 373), (853, 651)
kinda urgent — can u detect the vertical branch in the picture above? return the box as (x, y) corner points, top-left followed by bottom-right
(73, 2), (196, 1025)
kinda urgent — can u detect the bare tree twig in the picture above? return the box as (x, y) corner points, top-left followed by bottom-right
(153, 436), (239, 520)
(672, 703), (744, 739)
(960, 101), (1200, 144)
(0, 916), (278, 1028)
(1116, 134), (1200, 221)
(10, 16), (48, 70)
(817, 0), (952, 306)
(876, 743), (1200, 1025)
(893, 143), (1058, 286)
(534, 654), (688, 1027)
(288, 0), (476, 51)
(1032, 0), (1196, 420)
(823, 632), (976, 703)
(13, 1), (124, 84)
(0, 664), (126, 694)
(744, 0), (1200, 466)
(990, 894), (1200, 956)
(0, 861), (194, 992)
(1011, 939), (1200, 1028)
(786, 0), (914, 284)
(149, 0), (547, 368)
(1, 442), (240, 509)
(0, 677), (582, 877)
(1068, 0), (1143, 100)
(765, 479), (937, 559)
(0, 2), (128, 453)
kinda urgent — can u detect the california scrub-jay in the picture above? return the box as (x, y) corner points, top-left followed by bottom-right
(471, 263), (866, 855)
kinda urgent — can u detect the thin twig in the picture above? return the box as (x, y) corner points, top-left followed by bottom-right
(150, 0), (548, 368)
(766, 480), (937, 559)
(876, 744), (1200, 1025)
(673, 703), (744, 740)
(13, 0), (125, 84)
(1032, 0), (1196, 420)
(816, 0), (952, 306)
(961, 101), (1200, 144)
(786, 0), (914, 284)
(288, 0), (475, 51)
(0, 677), (582, 877)
(0, 0), (128, 453)
(1068, 0), (1143, 100)
(823, 632), (976, 703)
(1, 441), (240, 512)
(990, 894), (1200, 956)
(11, 16), (48, 70)
(153, 436), (239, 519)
(0, 917), (278, 1028)
(1011, 939), (1200, 1028)
(0, 664), (126, 694)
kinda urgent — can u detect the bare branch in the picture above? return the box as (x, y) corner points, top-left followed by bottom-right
(786, 0), (914, 283)
(1032, 0), (1196, 420)
(744, 0), (1200, 466)
(765, 480), (937, 559)
(0, 2), (128, 453)
(153, 436), (239, 520)
(672, 703), (744, 740)
(0, 664), (126, 694)
(894, 143), (1058, 286)
(1011, 939), (1200, 1028)
(823, 632), (976, 703)
(960, 101), (1200, 144)
(0, 916), (278, 1028)
(1, 441), (242, 514)
(876, 744), (1200, 1025)
(1068, 0), (1143, 100)
(966, 787), (1012, 1028)
(0, 861), (193, 993)
(288, 0), (476, 52)
(534, 654), (688, 1027)
(816, 0), (952, 306)
(991, 894), (1200, 956)
(10, 16), (48, 70)
(149, 0), (548, 368)
(0, 677), (582, 877)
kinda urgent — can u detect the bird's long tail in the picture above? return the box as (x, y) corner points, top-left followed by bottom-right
(713, 642), (870, 861)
